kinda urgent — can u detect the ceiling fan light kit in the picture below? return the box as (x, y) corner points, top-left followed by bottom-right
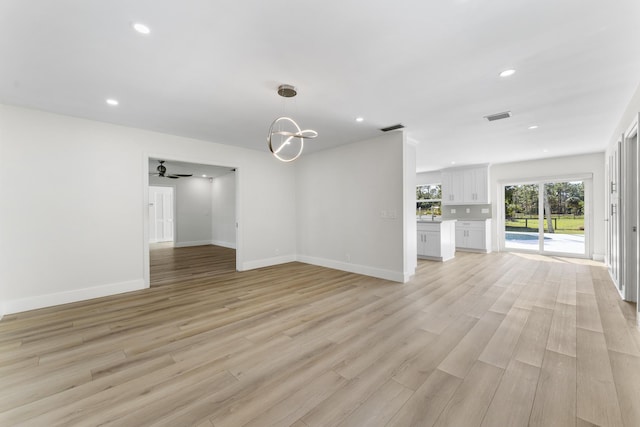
(267, 84), (317, 162)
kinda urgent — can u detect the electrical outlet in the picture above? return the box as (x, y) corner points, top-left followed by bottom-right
(481, 208), (489, 214)
(451, 209), (456, 214)
(466, 208), (471, 213)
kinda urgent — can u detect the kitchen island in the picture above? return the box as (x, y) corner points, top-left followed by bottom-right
(417, 218), (457, 262)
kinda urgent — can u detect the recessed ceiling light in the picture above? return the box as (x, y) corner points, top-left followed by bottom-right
(356, 117), (364, 122)
(528, 125), (539, 130)
(202, 174), (207, 178)
(105, 98), (119, 106)
(451, 161), (456, 165)
(133, 22), (150, 35)
(543, 149), (549, 153)
(499, 69), (516, 77)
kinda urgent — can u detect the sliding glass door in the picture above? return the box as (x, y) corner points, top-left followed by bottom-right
(504, 179), (588, 257)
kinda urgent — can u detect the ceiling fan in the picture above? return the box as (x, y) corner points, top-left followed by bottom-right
(150, 160), (193, 179)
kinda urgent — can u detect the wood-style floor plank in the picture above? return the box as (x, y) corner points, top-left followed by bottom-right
(529, 350), (577, 427)
(431, 361), (504, 427)
(480, 359), (540, 427)
(608, 350), (640, 427)
(576, 328), (624, 427)
(0, 245), (638, 426)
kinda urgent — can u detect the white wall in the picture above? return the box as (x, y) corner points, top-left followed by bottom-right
(416, 170), (442, 186)
(404, 138), (418, 276)
(149, 176), (214, 247)
(604, 81), (640, 323)
(607, 82), (640, 149)
(212, 172), (237, 248)
(490, 153), (605, 259)
(0, 104), (297, 314)
(295, 132), (415, 282)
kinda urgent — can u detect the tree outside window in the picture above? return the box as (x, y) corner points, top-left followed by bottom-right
(416, 184), (442, 217)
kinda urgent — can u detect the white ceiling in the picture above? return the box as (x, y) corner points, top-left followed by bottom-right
(1, 0), (639, 172)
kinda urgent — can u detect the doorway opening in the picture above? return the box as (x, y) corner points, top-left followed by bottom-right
(149, 186), (175, 244)
(502, 177), (590, 257)
(144, 157), (240, 287)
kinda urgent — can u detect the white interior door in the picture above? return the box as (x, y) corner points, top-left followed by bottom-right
(149, 186), (174, 243)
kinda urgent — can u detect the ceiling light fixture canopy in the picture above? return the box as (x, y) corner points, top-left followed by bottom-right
(267, 84), (317, 162)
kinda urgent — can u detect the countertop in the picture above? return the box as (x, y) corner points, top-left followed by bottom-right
(416, 218), (457, 223)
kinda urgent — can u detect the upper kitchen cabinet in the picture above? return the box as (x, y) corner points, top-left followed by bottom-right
(441, 165), (490, 205)
(441, 170), (463, 204)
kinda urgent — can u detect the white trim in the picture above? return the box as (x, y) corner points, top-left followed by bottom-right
(3, 279), (145, 315)
(235, 167), (242, 272)
(592, 253), (605, 262)
(212, 240), (236, 249)
(496, 173), (593, 186)
(296, 255), (407, 283)
(241, 255), (297, 271)
(174, 240), (214, 248)
(143, 154), (150, 287)
(624, 116), (638, 139)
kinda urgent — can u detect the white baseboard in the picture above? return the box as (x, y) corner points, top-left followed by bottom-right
(212, 240), (237, 249)
(3, 279), (146, 315)
(174, 240), (214, 248)
(240, 255), (297, 271)
(592, 253), (605, 262)
(296, 255), (407, 283)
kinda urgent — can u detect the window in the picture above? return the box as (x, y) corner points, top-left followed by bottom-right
(416, 184), (442, 218)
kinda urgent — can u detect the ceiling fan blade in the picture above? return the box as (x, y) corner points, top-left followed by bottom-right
(167, 175), (180, 179)
(173, 174), (193, 177)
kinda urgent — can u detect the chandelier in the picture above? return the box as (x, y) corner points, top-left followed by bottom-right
(267, 84), (317, 162)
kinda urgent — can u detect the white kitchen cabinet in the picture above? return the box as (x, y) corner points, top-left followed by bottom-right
(455, 219), (491, 253)
(417, 220), (456, 261)
(442, 165), (490, 205)
(463, 167), (489, 203)
(441, 171), (463, 204)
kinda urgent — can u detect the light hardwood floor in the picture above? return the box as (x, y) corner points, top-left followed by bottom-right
(1, 247), (640, 426)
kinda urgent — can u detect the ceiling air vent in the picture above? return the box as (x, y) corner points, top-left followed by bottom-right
(484, 111), (512, 122)
(380, 123), (405, 132)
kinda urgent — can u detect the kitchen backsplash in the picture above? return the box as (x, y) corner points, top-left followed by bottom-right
(441, 204), (492, 220)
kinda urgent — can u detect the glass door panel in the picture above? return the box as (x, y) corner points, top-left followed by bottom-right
(504, 184), (540, 251)
(542, 181), (585, 255)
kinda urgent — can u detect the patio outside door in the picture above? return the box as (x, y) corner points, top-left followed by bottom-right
(504, 179), (587, 257)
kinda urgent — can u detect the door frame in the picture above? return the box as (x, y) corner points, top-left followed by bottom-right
(620, 117), (639, 304)
(497, 173), (593, 258)
(142, 153), (242, 288)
